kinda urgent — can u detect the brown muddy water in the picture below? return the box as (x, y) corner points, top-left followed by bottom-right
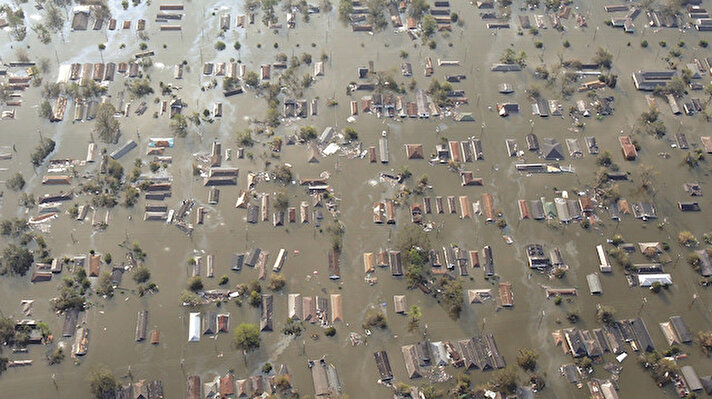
(1, 0), (712, 397)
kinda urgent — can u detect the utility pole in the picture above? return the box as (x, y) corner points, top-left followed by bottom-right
(638, 297), (648, 314)
(689, 293), (698, 309)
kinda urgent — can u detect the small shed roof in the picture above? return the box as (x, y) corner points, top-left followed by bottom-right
(393, 295), (407, 314)
(682, 365), (704, 391)
(586, 273), (602, 294)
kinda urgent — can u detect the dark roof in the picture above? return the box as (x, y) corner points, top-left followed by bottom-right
(373, 351), (393, 381)
(203, 311), (217, 335)
(62, 309), (79, 337)
(541, 138), (564, 160)
(565, 329), (587, 357)
(630, 318), (655, 352)
(697, 250), (712, 276)
(700, 375), (712, 394)
(401, 345), (422, 378)
(669, 316), (692, 343)
(260, 295), (273, 331)
(245, 248), (261, 266)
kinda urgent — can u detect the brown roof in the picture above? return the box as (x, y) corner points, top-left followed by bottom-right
(469, 250), (480, 268)
(42, 175), (72, 185)
(482, 193), (495, 221)
(363, 252), (375, 273)
(88, 254), (101, 277)
(518, 200), (530, 219)
(236, 379), (250, 397)
(406, 17), (417, 29)
(460, 171), (483, 186)
(394, 295), (407, 313)
(498, 282), (513, 307)
(405, 144), (424, 159)
(459, 196), (471, 218)
(377, 250), (389, 267)
(701, 136), (712, 153)
(218, 314), (230, 332)
(186, 376), (201, 399)
(150, 329), (160, 344)
(579, 196), (594, 212)
(220, 373), (235, 397)
(619, 136), (637, 160)
(618, 198), (630, 214)
(449, 141), (462, 162)
(330, 294), (342, 322)
(401, 345), (422, 378)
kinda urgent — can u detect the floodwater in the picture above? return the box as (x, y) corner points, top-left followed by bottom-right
(1, 0), (712, 397)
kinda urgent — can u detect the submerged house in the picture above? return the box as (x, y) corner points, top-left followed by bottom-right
(328, 250), (341, 279)
(188, 312), (200, 342)
(260, 294), (273, 331)
(541, 138), (564, 160)
(401, 344), (422, 378)
(309, 357), (341, 396)
(373, 351), (393, 381)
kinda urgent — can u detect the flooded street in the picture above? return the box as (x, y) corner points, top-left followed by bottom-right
(1, 0), (712, 397)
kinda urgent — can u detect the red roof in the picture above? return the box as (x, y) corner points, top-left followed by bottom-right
(220, 373), (235, 397)
(217, 314), (229, 333)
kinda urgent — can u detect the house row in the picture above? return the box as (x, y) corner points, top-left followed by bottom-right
(287, 293), (343, 325)
(427, 193), (495, 220)
(70, 8), (148, 32)
(201, 61), (244, 78)
(433, 139), (483, 163)
(525, 243), (567, 269)
(187, 366), (290, 399)
(242, 195), (314, 226)
(659, 315), (693, 346)
(362, 249), (404, 276)
(645, 9), (679, 27)
(518, 196), (587, 223)
(605, 199), (657, 221)
(187, 312), (231, 341)
(431, 245), (495, 277)
(351, 91), (443, 119)
(401, 335), (505, 379)
(116, 379), (164, 399)
(557, 317), (656, 361)
(284, 98), (317, 118)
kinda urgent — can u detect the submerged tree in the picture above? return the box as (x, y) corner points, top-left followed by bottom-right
(488, 366), (519, 395)
(698, 330), (712, 355)
(593, 46), (614, 68)
(517, 348), (538, 371)
(2, 244), (33, 276)
(437, 277), (463, 320)
(595, 305), (617, 326)
(407, 305), (421, 332)
(500, 48), (527, 68)
(89, 367), (118, 399)
(94, 103), (120, 143)
(6, 173), (25, 191)
(233, 323), (261, 352)
(170, 114), (188, 137)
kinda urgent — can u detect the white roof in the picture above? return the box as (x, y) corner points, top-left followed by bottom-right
(637, 274), (672, 287)
(188, 312), (201, 342)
